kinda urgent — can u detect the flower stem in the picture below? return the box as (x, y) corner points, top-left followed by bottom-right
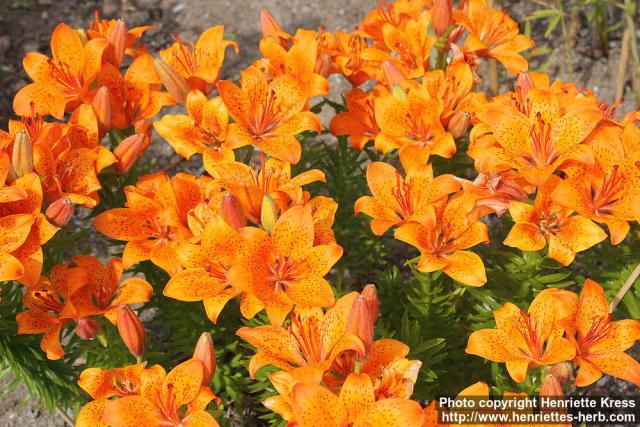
(56, 405), (74, 426)
(610, 262), (640, 314)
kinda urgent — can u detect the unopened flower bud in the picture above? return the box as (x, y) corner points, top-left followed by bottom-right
(448, 25), (465, 45)
(46, 197), (74, 227)
(382, 61), (406, 90)
(515, 72), (534, 99)
(154, 57), (190, 104)
(117, 304), (145, 358)
(75, 317), (100, 340)
(432, 0), (453, 37)
(392, 85), (407, 102)
(260, 9), (282, 38)
(551, 362), (572, 384)
(92, 86), (112, 128)
(315, 54), (332, 78)
(347, 295), (375, 352)
(11, 131), (33, 178)
(540, 374), (563, 397)
(448, 111), (471, 138)
(107, 20), (127, 67)
(261, 194), (278, 233)
(114, 134), (145, 173)
(221, 192), (247, 230)
(193, 332), (217, 386)
(361, 284), (379, 322)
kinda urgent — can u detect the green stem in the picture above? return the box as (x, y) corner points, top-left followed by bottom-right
(610, 262), (640, 314)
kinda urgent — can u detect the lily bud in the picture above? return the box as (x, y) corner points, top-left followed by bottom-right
(448, 25), (465, 45)
(540, 374), (563, 397)
(117, 304), (145, 358)
(382, 61), (406, 90)
(193, 332), (217, 386)
(448, 111), (471, 138)
(92, 86), (112, 128)
(260, 9), (282, 38)
(261, 194), (278, 233)
(392, 85), (407, 102)
(432, 0), (453, 37)
(75, 317), (100, 340)
(550, 362), (572, 384)
(107, 20), (127, 67)
(153, 57), (190, 104)
(361, 284), (379, 322)
(11, 131), (33, 178)
(221, 192), (247, 230)
(347, 295), (375, 352)
(315, 54), (332, 78)
(114, 134), (145, 173)
(515, 72), (534, 99)
(46, 197), (74, 227)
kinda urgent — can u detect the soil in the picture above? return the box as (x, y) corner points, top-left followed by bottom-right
(0, 0), (638, 425)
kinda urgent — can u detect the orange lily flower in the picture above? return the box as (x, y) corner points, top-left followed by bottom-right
(361, 12), (435, 79)
(0, 173), (58, 285)
(471, 87), (602, 186)
(466, 288), (577, 383)
(16, 264), (88, 359)
(159, 26), (238, 95)
(66, 255), (153, 324)
(13, 23), (108, 119)
(86, 12), (154, 67)
(360, 0), (427, 45)
(93, 172), (195, 275)
(561, 279), (640, 387)
(154, 89), (234, 167)
(263, 370), (314, 421)
(27, 106), (116, 207)
(329, 337), (421, 398)
(95, 53), (174, 130)
(330, 30), (381, 86)
(452, 0), (534, 75)
(355, 162), (460, 235)
(227, 205), (342, 326)
(164, 215), (244, 323)
(217, 67), (321, 164)
(76, 362), (147, 427)
(461, 171), (533, 217)
(264, 337), (421, 422)
(102, 359), (220, 427)
(394, 193), (489, 286)
(329, 87), (381, 150)
(552, 124), (640, 244)
(236, 291), (365, 379)
(208, 156), (325, 226)
(290, 372), (426, 427)
(421, 61), (484, 131)
(257, 31), (329, 98)
(504, 175), (607, 266)
(374, 85), (456, 171)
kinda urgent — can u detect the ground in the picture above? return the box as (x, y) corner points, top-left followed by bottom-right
(0, 0), (638, 425)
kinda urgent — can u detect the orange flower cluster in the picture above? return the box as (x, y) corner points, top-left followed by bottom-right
(76, 333), (220, 427)
(16, 255), (152, 360)
(237, 285), (426, 425)
(467, 279), (640, 387)
(346, 0), (640, 285)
